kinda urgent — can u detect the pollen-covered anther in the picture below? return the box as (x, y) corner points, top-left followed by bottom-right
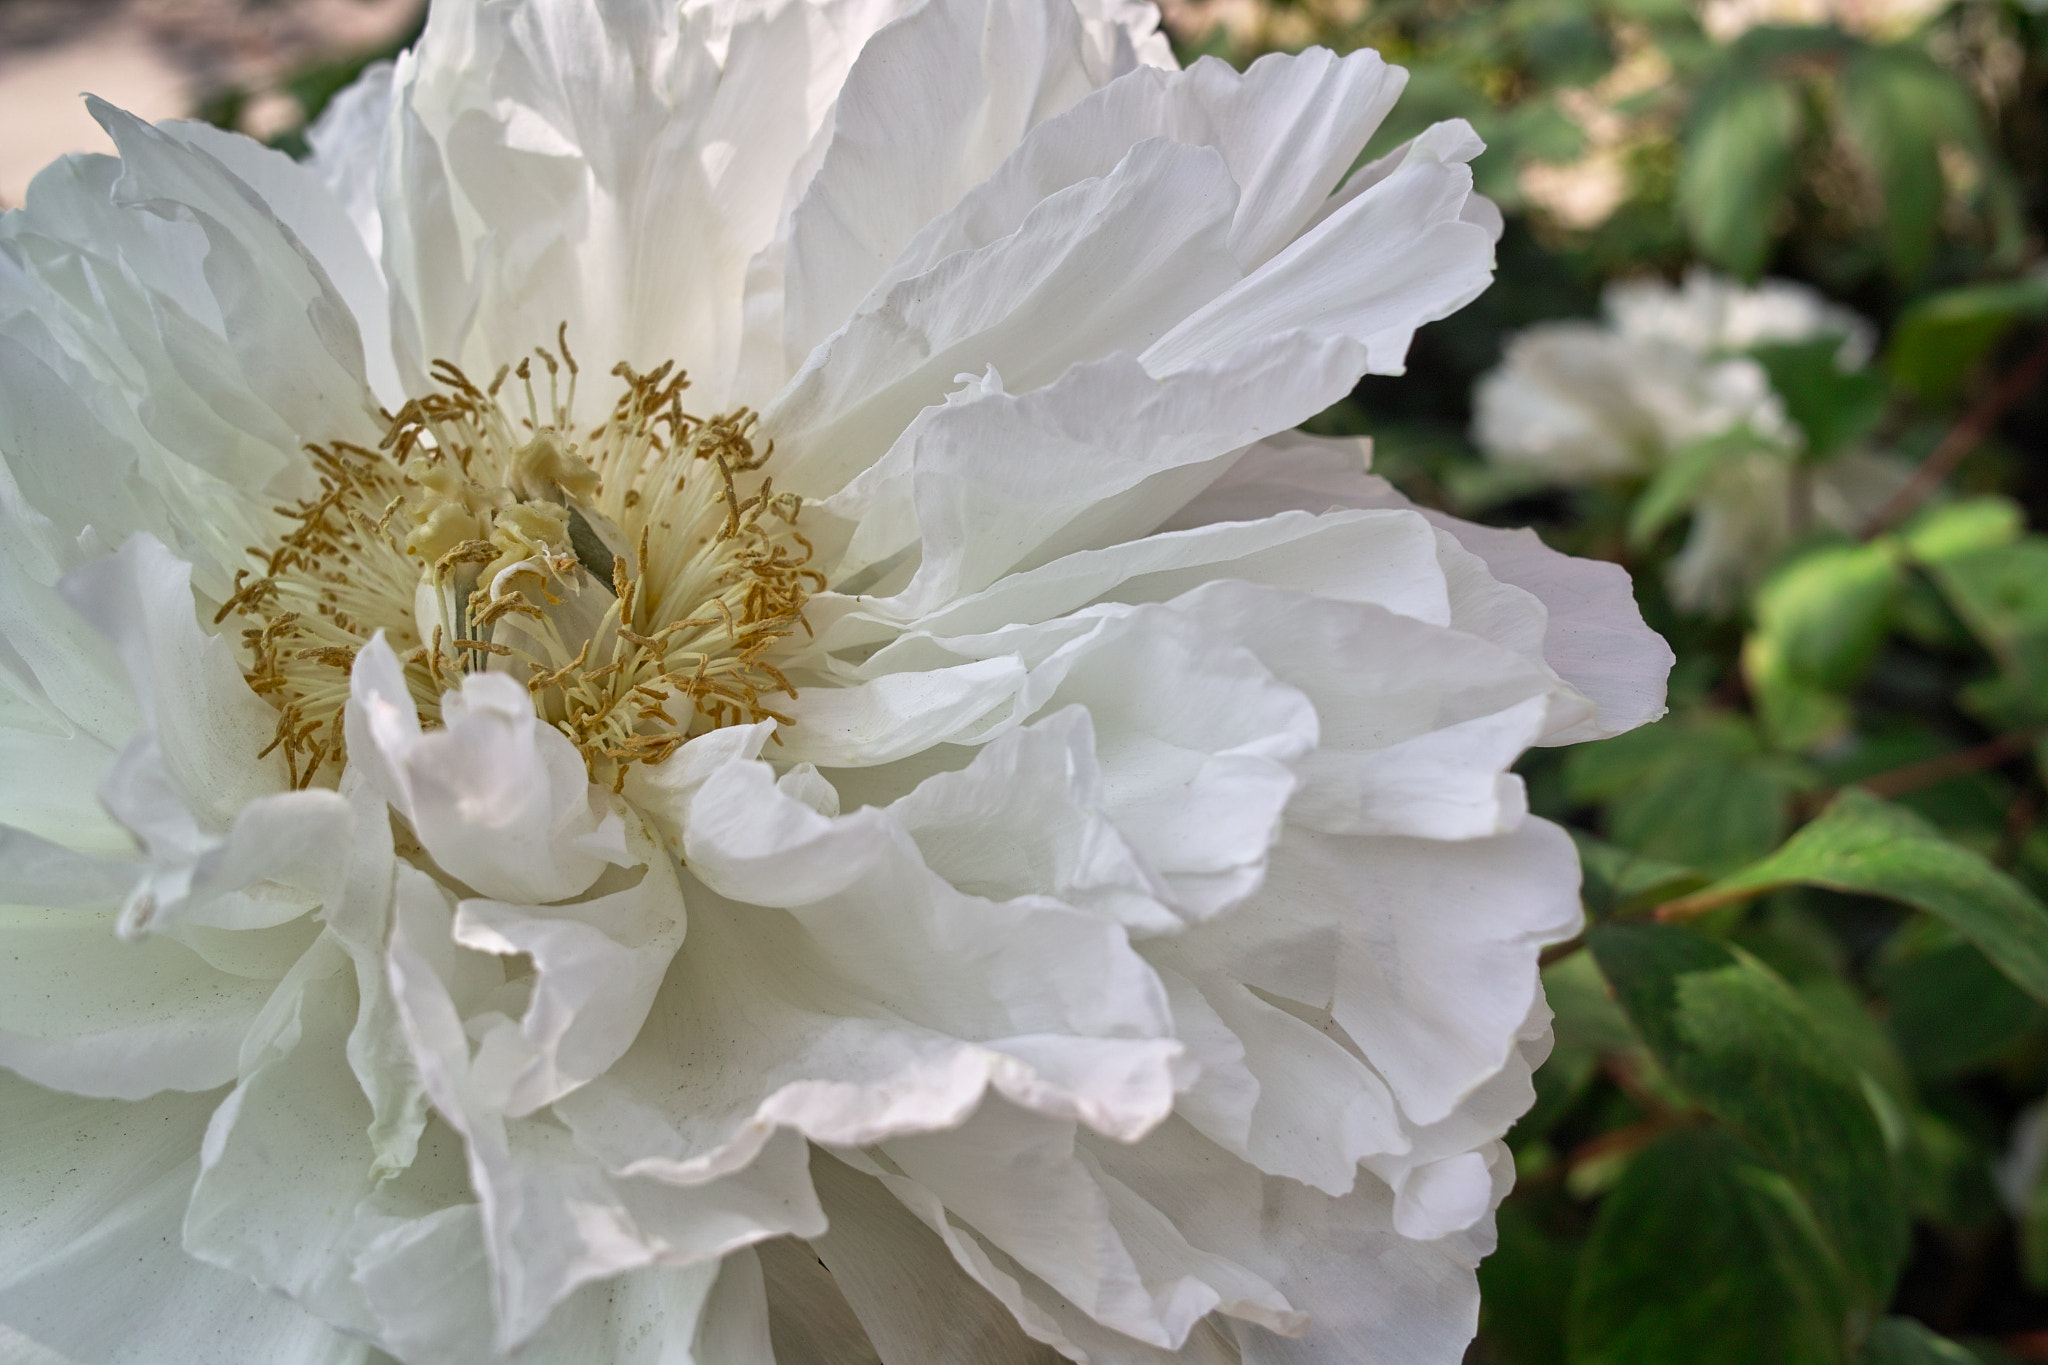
(227, 332), (815, 789)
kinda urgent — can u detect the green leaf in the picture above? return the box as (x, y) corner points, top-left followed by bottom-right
(1880, 938), (2047, 1078)
(1590, 923), (1910, 1304)
(1660, 788), (2048, 1005)
(1753, 542), (1905, 690)
(1627, 429), (1769, 548)
(1547, 949), (1643, 1055)
(1679, 76), (1804, 278)
(1574, 832), (1708, 917)
(1901, 497), (2025, 564)
(1838, 47), (1986, 280)
(1861, 1318), (1982, 1365)
(1930, 539), (2048, 728)
(1566, 714), (1810, 874)
(1481, 1202), (1577, 1365)
(1568, 1127), (1849, 1365)
(1749, 340), (1889, 461)
(1743, 541), (1903, 749)
(1887, 273), (2048, 401)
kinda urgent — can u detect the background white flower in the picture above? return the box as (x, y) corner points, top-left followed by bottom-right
(0, 1), (1672, 1362)
(1473, 268), (1910, 611)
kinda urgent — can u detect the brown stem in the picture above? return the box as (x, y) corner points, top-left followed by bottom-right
(1855, 729), (2039, 799)
(1600, 1052), (1678, 1121)
(1862, 330), (2048, 539)
(2002, 1330), (2048, 1363)
(2000, 787), (2042, 869)
(1566, 1114), (1679, 1175)
(1787, 730), (2038, 823)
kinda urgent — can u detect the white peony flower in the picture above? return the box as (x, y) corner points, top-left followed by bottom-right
(1473, 268), (1906, 612)
(0, 2), (1672, 1362)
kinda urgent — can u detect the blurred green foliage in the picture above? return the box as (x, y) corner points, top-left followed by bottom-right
(1172, 0), (2048, 1358)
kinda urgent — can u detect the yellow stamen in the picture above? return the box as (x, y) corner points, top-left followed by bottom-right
(226, 334), (813, 789)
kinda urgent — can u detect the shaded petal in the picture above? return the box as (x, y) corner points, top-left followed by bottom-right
(1180, 819), (1580, 1129)
(1086, 1118), (1490, 1365)
(1173, 433), (1672, 742)
(0, 1071), (367, 1365)
(453, 819), (688, 1116)
(61, 534), (283, 829)
(0, 905), (273, 1098)
(878, 1099), (1297, 1348)
(387, 864), (823, 1351)
(809, 1149), (1066, 1364)
(351, 1198), (754, 1365)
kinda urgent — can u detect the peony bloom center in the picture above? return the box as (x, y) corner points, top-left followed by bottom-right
(220, 332), (819, 789)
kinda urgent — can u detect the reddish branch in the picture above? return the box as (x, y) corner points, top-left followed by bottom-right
(1862, 330), (2048, 538)
(1855, 729), (2041, 799)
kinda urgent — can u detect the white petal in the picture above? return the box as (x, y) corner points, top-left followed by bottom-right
(681, 751), (1175, 1044)
(1141, 120), (1494, 378)
(322, 768), (432, 1174)
(1281, 821), (1578, 1126)
(452, 820), (687, 1116)
(116, 785), (350, 938)
(1388, 1151), (1495, 1241)
(0, 826), (137, 908)
(156, 119), (400, 407)
(1429, 511), (1671, 742)
(386, 864), (823, 1351)
(0, 1071), (367, 1365)
(880, 1098), (1296, 1348)
(1030, 603), (1314, 917)
(1162, 579), (1555, 839)
(818, 504), (1450, 655)
(304, 61), (395, 267)
(845, 600), (1324, 919)
(61, 534), (283, 828)
(183, 940), (378, 1308)
(772, 136), (1246, 492)
(827, 332), (1369, 613)
(810, 1150), (1065, 1364)
(877, 47), (1404, 296)
(1086, 1119), (1487, 1365)
(886, 706), (1179, 934)
(88, 101), (374, 444)
(1154, 957), (1406, 1195)
(347, 637), (629, 905)
(1174, 434), (1672, 741)
(782, 0), (1101, 361)
(0, 905), (273, 1098)
(772, 655), (1026, 767)
(383, 0), (916, 400)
